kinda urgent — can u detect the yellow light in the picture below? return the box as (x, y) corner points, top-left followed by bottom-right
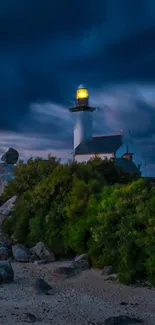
(76, 88), (88, 100)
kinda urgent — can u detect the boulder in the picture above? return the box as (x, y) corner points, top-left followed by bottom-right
(1, 148), (19, 165)
(12, 244), (31, 262)
(0, 260), (14, 283)
(30, 278), (52, 295)
(0, 196), (16, 226)
(104, 316), (143, 325)
(70, 254), (90, 271)
(0, 246), (10, 260)
(31, 242), (55, 261)
(20, 313), (37, 323)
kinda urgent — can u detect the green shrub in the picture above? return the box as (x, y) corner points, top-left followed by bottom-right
(3, 155), (155, 285)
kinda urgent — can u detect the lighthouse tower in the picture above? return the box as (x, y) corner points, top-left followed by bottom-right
(69, 85), (96, 150)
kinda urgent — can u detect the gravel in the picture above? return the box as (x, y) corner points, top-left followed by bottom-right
(0, 261), (154, 324)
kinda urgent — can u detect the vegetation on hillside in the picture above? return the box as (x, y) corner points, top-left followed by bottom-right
(2, 155), (155, 285)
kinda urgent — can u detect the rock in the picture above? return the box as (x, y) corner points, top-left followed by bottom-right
(0, 195), (16, 226)
(30, 278), (52, 295)
(1, 148), (19, 165)
(101, 266), (114, 276)
(12, 244), (31, 262)
(0, 260), (14, 283)
(104, 315), (143, 325)
(104, 274), (118, 282)
(29, 253), (39, 262)
(21, 313), (37, 323)
(0, 196), (16, 226)
(70, 254), (90, 271)
(0, 230), (12, 248)
(53, 266), (76, 279)
(31, 242), (55, 261)
(0, 246), (10, 260)
(0, 196), (16, 216)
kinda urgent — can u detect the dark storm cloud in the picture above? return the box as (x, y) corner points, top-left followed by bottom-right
(0, 0), (106, 44)
(0, 0), (155, 174)
(0, 0), (106, 131)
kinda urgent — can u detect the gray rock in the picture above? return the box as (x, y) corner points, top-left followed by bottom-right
(104, 274), (118, 282)
(1, 148), (19, 165)
(30, 278), (52, 295)
(12, 244), (31, 262)
(101, 266), (114, 276)
(0, 260), (14, 283)
(71, 254), (90, 271)
(104, 315), (143, 325)
(29, 253), (39, 262)
(31, 242), (55, 261)
(21, 313), (37, 323)
(0, 246), (10, 260)
(0, 196), (16, 226)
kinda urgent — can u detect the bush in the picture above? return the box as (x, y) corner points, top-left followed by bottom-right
(3, 156), (155, 284)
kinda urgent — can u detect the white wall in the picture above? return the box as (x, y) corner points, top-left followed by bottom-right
(74, 111), (93, 149)
(75, 153), (114, 163)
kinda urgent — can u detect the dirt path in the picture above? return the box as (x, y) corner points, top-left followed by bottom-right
(0, 261), (154, 324)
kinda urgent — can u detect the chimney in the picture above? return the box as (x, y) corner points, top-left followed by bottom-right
(122, 145), (133, 161)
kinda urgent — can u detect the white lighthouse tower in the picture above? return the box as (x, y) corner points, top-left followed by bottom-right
(69, 85), (96, 150)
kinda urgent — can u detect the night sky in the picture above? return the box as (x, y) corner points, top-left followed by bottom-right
(0, 0), (155, 176)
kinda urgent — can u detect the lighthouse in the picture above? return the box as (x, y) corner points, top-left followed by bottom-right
(68, 85), (141, 176)
(69, 85), (96, 150)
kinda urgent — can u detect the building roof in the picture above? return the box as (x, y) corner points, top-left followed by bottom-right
(113, 158), (141, 175)
(75, 134), (122, 155)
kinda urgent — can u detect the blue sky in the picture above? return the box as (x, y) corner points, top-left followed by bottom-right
(0, 0), (155, 176)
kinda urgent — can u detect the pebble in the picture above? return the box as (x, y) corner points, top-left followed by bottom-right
(0, 261), (153, 325)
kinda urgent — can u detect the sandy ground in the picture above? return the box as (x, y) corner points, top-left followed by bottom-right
(0, 260), (155, 325)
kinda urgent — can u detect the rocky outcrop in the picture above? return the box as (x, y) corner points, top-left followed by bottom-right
(0, 260), (14, 283)
(0, 196), (16, 226)
(1, 148), (19, 165)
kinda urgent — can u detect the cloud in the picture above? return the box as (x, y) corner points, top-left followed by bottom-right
(0, 0), (155, 175)
(0, 131), (71, 162)
(90, 84), (155, 174)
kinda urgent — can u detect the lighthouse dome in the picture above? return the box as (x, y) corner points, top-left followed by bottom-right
(76, 85), (89, 106)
